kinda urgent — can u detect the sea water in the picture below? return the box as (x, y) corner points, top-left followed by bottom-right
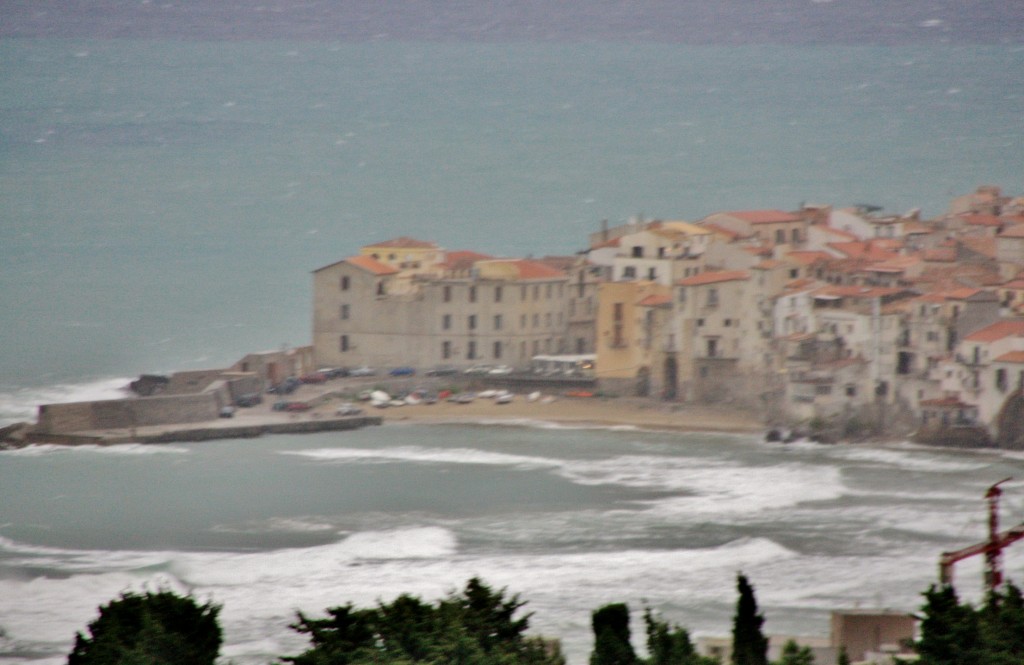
(1, 39), (1023, 389)
(1, 423), (1023, 663)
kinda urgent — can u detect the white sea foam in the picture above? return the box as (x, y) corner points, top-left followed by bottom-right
(824, 445), (991, 473)
(0, 377), (132, 426)
(1, 442), (190, 457)
(282, 445), (561, 469)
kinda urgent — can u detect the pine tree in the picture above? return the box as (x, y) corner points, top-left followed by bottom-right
(731, 574), (768, 665)
(590, 603), (638, 665)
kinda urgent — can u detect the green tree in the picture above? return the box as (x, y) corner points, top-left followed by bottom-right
(284, 577), (563, 665)
(590, 603), (638, 665)
(835, 646), (850, 665)
(914, 584), (983, 665)
(731, 574), (768, 665)
(68, 589), (221, 665)
(774, 639), (813, 665)
(978, 582), (1024, 665)
(643, 607), (718, 665)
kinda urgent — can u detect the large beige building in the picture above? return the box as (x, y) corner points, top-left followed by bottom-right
(312, 239), (574, 371)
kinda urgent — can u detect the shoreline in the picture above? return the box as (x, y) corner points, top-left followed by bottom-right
(5, 392), (767, 448)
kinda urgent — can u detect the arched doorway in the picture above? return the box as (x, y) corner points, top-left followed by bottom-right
(662, 356), (678, 400)
(996, 390), (1024, 450)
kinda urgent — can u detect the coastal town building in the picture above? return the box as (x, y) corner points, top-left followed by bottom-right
(312, 238), (575, 371)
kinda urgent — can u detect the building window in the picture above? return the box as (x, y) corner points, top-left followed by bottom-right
(775, 229), (785, 244)
(442, 314), (451, 330)
(468, 315), (477, 331)
(613, 302), (624, 347)
(520, 314), (527, 329)
(340, 304), (350, 320)
(707, 288), (718, 307)
(469, 286), (477, 303)
(707, 338), (717, 357)
(724, 318), (732, 327)
(623, 266), (637, 279)
(545, 313), (552, 327)
(376, 282), (385, 296)
(546, 284), (552, 299)
(533, 314), (539, 328)
(789, 269), (799, 279)
(495, 286), (503, 302)
(443, 285), (452, 302)
(846, 385), (856, 397)
(533, 286), (540, 300)
(340, 276), (350, 291)
(494, 314), (503, 330)
(697, 318), (704, 327)
(678, 288), (686, 303)
(792, 229), (800, 243)
(468, 341), (477, 360)
(521, 285), (527, 300)
(996, 368), (1008, 392)
(442, 341), (452, 359)
(632, 246), (643, 258)
(647, 267), (657, 280)
(340, 335), (349, 352)
(493, 341), (502, 359)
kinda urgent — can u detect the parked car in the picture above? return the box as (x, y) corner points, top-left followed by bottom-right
(235, 393), (262, 407)
(389, 366), (416, 376)
(300, 372), (328, 384)
(318, 367), (349, 379)
(335, 402), (364, 416)
(463, 365), (493, 375)
(350, 366), (376, 377)
(219, 406), (235, 418)
(488, 365), (513, 375)
(268, 377), (300, 394)
(272, 400), (311, 412)
(425, 365), (458, 376)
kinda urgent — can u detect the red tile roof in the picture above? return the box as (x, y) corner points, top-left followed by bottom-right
(961, 213), (1002, 227)
(346, 255), (401, 275)
(498, 259), (566, 280)
(441, 250), (494, 270)
(638, 294), (672, 307)
(364, 236), (438, 249)
(723, 210), (802, 224)
(964, 320), (1024, 343)
(786, 250), (834, 264)
(999, 224), (1024, 238)
(677, 270), (749, 286)
(994, 351), (1024, 364)
(920, 397), (970, 408)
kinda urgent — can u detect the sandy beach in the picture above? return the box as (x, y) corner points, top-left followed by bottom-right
(354, 394), (765, 435)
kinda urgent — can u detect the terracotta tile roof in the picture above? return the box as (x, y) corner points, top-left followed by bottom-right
(920, 397), (970, 408)
(723, 210), (802, 224)
(346, 255), (401, 275)
(591, 237), (621, 249)
(964, 320), (1024, 343)
(999, 224), (1024, 238)
(994, 351), (1024, 364)
(902, 221), (932, 234)
(702, 222), (747, 241)
(816, 285), (905, 300)
(677, 270), (749, 286)
(819, 226), (860, 241)
(960, 236), (996, 258)
(490, 259), (566, 280)
(923, 247), (957, 262)
(364, 236), (438, 249)
(943, 287), (983, 300)
(961, 213), (1003, 227)
(638, 294), (672, 307)
(1001, 280), (1024, 290)
(754, 259), (783, 269)
(786, 250), (834, 264)
(441, 250), (494, 271)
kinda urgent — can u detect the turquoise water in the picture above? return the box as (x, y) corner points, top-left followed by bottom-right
(2, 423), (1023, 663)
(2, 40), (1023, 390)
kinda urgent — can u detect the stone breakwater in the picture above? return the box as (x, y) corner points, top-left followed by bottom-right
(15, 415), (382, 447)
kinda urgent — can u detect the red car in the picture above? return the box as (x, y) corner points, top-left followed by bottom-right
(285, 401), (312, 412)
(300, 372), (327, 384)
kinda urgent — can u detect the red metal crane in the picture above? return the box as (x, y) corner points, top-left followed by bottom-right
(939, 478), (1024, 592)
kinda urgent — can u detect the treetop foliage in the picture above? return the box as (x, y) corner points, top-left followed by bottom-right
(914, 582), (1024, 665)
(67, 589), (222, 665)
(283, 576), (563, 665)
